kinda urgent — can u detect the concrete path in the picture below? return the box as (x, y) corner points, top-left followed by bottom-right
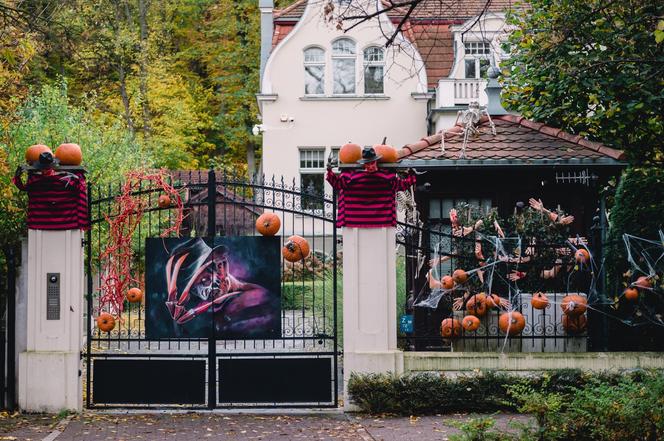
(0, 411), (531, 441)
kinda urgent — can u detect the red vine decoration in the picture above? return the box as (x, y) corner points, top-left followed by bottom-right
(97, 170), (184, 318)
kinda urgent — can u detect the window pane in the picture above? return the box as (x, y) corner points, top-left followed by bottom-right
(305, 65), (324, 95)
(332, 38), (355, 55)
(441, 199), (454, 219)
(464, 59), (476, 78)
(364, 66), (384, 94)
(301, 173), (324, 210)
(429, 199), (441, 219)
(304, 47), (324, 63)
(364, 47), (384, 62)
(479, 59), (490, 78)
(333, 58), (356, 94)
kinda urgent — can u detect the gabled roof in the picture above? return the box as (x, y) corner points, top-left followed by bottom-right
(271, 0), (514, 87)
(398, 114), (626, 164)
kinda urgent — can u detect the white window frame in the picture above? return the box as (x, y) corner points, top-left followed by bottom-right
(463, 41), (492, 79)
(332, 38), (357, 95)
(363, 46), (385, 95)
(298, 147), (326, 213)
(303, 46), (326, 96)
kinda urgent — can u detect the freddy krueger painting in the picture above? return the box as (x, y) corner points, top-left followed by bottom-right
(145, 237), (281, 339)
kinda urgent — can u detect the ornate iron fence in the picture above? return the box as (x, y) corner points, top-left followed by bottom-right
(85, 169), (339, 408)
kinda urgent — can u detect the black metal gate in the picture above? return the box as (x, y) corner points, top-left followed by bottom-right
(0, 246), (17, 410)
(85, 170), (339, 408)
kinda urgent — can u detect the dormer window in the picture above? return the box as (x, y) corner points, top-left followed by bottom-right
(363, 46), (384, 94)
(304, 47), (325, 95)
(463, 41), (492, 79)
(332, 38), (356, 94)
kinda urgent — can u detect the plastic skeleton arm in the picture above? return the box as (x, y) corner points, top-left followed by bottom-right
(164, 253), (241, 324)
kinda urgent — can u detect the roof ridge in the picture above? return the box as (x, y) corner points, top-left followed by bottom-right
(492, 115), (626, 161)
(274, 0), (307, 19)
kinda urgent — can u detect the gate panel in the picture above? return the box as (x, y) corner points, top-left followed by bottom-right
(85, 169), (339, 408)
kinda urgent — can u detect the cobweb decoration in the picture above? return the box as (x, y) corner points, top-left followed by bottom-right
(618, 232), (664, 327)
(97, 170), (184, 317)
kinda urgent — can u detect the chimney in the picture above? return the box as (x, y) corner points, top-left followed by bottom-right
(484, 67), (508, 115)
(259, 0), (274, 90)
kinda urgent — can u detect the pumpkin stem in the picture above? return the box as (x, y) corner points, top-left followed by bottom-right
(382, 136), (387, 144)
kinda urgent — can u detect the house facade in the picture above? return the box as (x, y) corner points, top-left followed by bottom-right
(257, 0), (512, 192)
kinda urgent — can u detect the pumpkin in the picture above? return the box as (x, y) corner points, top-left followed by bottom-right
(339, 142), (362, 164)
(441, 275), (455, 290)
(634, 276), (652, 289)
(562, 314), (587, 335)
(373, 143), (398, 164)
(282, 235), (310, 262)
(499, 311), (526, 336)
(561, 294), (588, 317)
(574, 249), (590, 264)
(531, 292), (550, 310)
(484, 293), (503, 309)
(97, 313), (116, 332)
(126, 287), (143, 303)
(256, 212), (281, 236)
(466, 294), (488, 317)
(158, 194), (171, 208)
(25, 144), (52, 164)
(452, 269), (468, 284)
(55, 143), (83, 165)
(623, 287), (639, 301)
(440, 318), (462, 339)
(462, 315), (481, 332)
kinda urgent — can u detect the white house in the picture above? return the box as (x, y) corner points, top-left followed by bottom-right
(257, 0), (512, 195)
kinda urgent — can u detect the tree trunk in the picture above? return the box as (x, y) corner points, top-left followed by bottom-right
(118, 63), (135, 135)
(138, 0), (151, 136)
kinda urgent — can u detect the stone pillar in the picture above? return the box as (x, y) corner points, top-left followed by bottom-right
(18, 229), (84, 412)
(343, 227), (403, 410)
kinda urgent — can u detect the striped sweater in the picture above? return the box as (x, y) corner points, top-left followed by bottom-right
(13, 171), (90, 230)
(326, 168), (416, 228)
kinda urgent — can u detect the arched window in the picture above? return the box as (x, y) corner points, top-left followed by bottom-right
(363, 46), (384, 94)
(304, 47), (325, 95)
(332, 38), (356, 94)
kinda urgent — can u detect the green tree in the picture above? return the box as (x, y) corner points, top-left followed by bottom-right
(502, 0), (664, 164)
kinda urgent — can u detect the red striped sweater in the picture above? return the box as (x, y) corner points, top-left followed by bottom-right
(326, 168), (416, 228)
(13, 171), (90, 230)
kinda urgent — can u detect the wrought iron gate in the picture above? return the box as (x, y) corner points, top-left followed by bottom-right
(0, 246), (17, 410)
(85, 170), (339, 408)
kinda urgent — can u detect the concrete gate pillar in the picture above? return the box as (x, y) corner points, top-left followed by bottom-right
(18, 229), (84, 412)
(343, 227), (403, 409)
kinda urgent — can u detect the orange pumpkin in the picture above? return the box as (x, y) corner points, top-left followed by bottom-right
(256, 212), (281, 236)
(339, 142), (362, 164)
(624, 287), (639, 301)
(126, 287), (143, 303)
(562, 314), (587, 335)
(441, 275), (455, 290)
(373, 144), (398, 163)
(462, 315), (481, 332)
(561, 294), (588, 317)
(575, 249), (590, 264)
(452, 269), (468, 284)
(484, 293), (503, 309)
(55, 143), (83, 165)
(158, 194), (171, 208)
(25, 144), (52, 164)
(440, 318), (462, 339)
(531, 292), (550, 310)
(499, 311), (526, 336)
(634, 276), (652, 289)
(466, 294), (488, 317)
(97, 313), (116, 332)
(282, 235), (310, 262)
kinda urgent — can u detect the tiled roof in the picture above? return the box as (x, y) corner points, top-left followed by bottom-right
(385, 0), (514, 19)
(274, 0), (307, 20)
(405, 23), (454, 88)
(398, 114), (626, 162)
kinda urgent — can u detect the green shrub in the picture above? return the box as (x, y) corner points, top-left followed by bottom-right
(448, 416), (514, 441)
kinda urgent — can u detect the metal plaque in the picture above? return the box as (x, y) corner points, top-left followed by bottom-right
(46, 273), (60, 320)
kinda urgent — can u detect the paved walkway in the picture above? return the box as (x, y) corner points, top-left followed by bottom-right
(0, 411), (531, 441)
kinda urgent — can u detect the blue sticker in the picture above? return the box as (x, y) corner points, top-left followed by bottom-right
(399, 314), (414, 333)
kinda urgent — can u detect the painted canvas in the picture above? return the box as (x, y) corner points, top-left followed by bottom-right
(145, 237), (281, 339)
